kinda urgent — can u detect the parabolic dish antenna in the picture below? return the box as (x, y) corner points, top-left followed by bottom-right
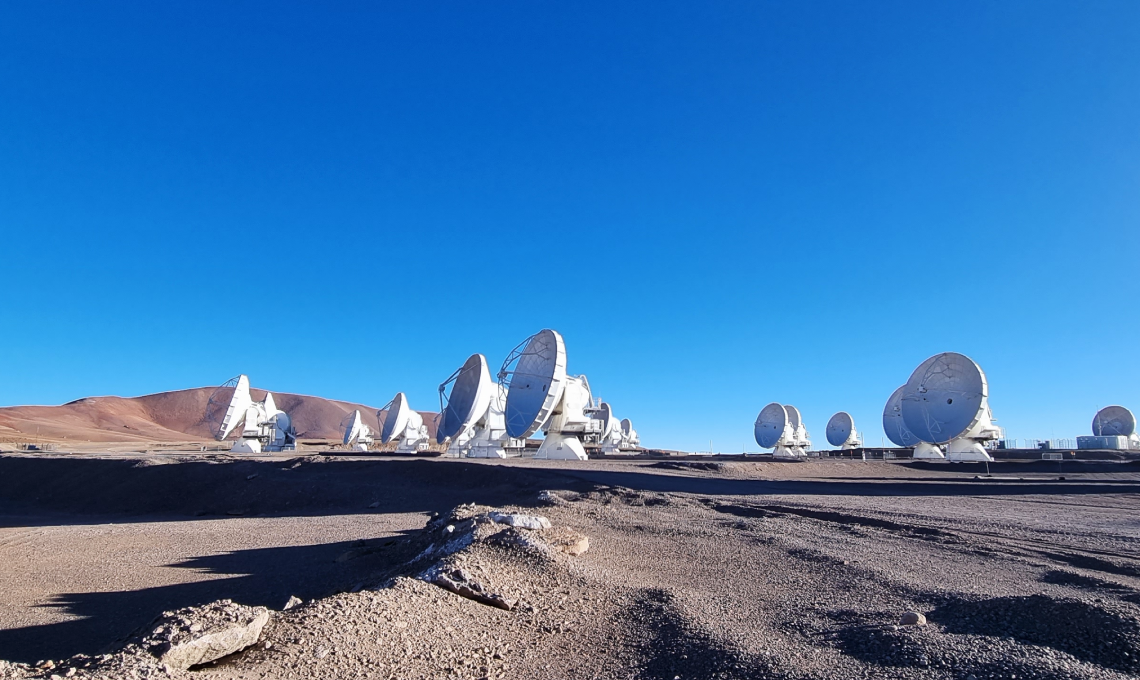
(620, 417), (640, 447)
(343, 410), (364, 446)
(203, 374), (297, 454)
(900, 353), (987, 443)
(1093, 406), (1136, 437)
(785, 405), (802, 432)
(882, 386), (920, 447)
(596, 402), (621, 454)
(380, 392), (413, 444)
(826, 411), (856, 447)
(437, 354), (494, 444)
(501, 329), (568, 440)
(898, 352), (1001, 461)
(205, 375), (253, 441)
(599, 402), (618, 437)
(754, 403), (789, 449)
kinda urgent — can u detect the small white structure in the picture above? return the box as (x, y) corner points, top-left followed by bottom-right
(754, 402), (806, 458)
(206, 375), (298, 453)
(341, 409), (374, 452)
(378, 392), (430, 454)
(826, 411), (861, 450)
(898, 352), (1003, 462)
(500, 329), (603, 460)
(437, 353), (523, 458)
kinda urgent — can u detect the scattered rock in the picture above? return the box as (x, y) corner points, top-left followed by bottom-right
(487, 512), (551, 530)
(283, 595), (303, 610)
(899, 611), (927, 626)
(430, 568), (514, 611)
(135, 600), (270, 670)
(540, 527), (590, 556)
(245, 473), (258, 480)
(368, 501), (380, 508)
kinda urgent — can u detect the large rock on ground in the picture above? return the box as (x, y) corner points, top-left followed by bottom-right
(136, 599), (270, 670)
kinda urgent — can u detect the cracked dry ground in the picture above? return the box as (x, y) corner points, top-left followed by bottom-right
(5, 458), (1140, 680)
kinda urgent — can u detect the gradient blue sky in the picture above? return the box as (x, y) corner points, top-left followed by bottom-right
(1, 2), (1137, 451)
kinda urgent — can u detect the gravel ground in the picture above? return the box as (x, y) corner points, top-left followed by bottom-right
(1, 454), (1139, 679)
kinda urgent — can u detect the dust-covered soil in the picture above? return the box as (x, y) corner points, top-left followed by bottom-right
(2, 454), (1140, 679)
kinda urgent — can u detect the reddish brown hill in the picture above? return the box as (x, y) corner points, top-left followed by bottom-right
(0, 386), (438, 444)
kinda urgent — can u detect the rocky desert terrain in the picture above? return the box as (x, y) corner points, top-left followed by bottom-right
(1, 453), (1139, 679)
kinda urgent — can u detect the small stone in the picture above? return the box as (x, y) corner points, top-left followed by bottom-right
(487, 512), (551, 530)
(899, 611), (927, 626)
(246, 474), (258, 480)
(368, 501), (380, 508)
(283, 596), (303, 610)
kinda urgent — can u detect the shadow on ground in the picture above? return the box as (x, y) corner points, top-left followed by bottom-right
(0, 529), (426, 663)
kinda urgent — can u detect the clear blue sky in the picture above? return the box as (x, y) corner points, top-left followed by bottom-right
(1, 2), (1137, 451)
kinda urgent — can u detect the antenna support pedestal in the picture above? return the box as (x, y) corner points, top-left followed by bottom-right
(912, 442), (944, 459)
(946, 439), (994, 462)
(535, 432), (588, 460)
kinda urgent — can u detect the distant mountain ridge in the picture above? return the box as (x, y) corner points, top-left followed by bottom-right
(0, 386), (438, 444)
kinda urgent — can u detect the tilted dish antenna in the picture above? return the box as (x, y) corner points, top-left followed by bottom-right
(899, 352), (1002, 462)
(207, 374), (254, 442)
(1092, 406), (1136, 437)
(341, 409), (374, 452)
(825, 411), (860, 449)
(379, 392), (429, 454)
(499, 329), (601, 460)
(438, 353), (521, 458)
(784, 404), (811, 450)
(1092, 406), (1140, 449)
(883, 385), (942, 459)
(204, 375), (297, 453)
(597, 402), (624, 454)
(620, 418), (640, 448)
(754, 402), (804, 457)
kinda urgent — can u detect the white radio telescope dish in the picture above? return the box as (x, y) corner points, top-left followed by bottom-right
(882, 386), (919, 447)
(379, 392), (429, 454)
(899, 352), (1002, 461)
(597, 403), (639, 454)
(204, 374), (298, 454)
(500, 329), (603, 460)
(882, 385), (943, 459)
(754, 402), (804, 457)
(825, 411), (860, 449)
(620, 418), (640, 448)
(438, 353), (522, 458)
(1093, 406), (1136, 437)
(341, 410), (374, 452)
(784, 404), (811, 449)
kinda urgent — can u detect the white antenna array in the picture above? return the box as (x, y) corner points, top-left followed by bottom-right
(895, 352), (1002, 461)
(498, 329), (611, 460)
(753, 403), (806, 458)
(437, 353), (523, 458)
(205, 374), (298, 454)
